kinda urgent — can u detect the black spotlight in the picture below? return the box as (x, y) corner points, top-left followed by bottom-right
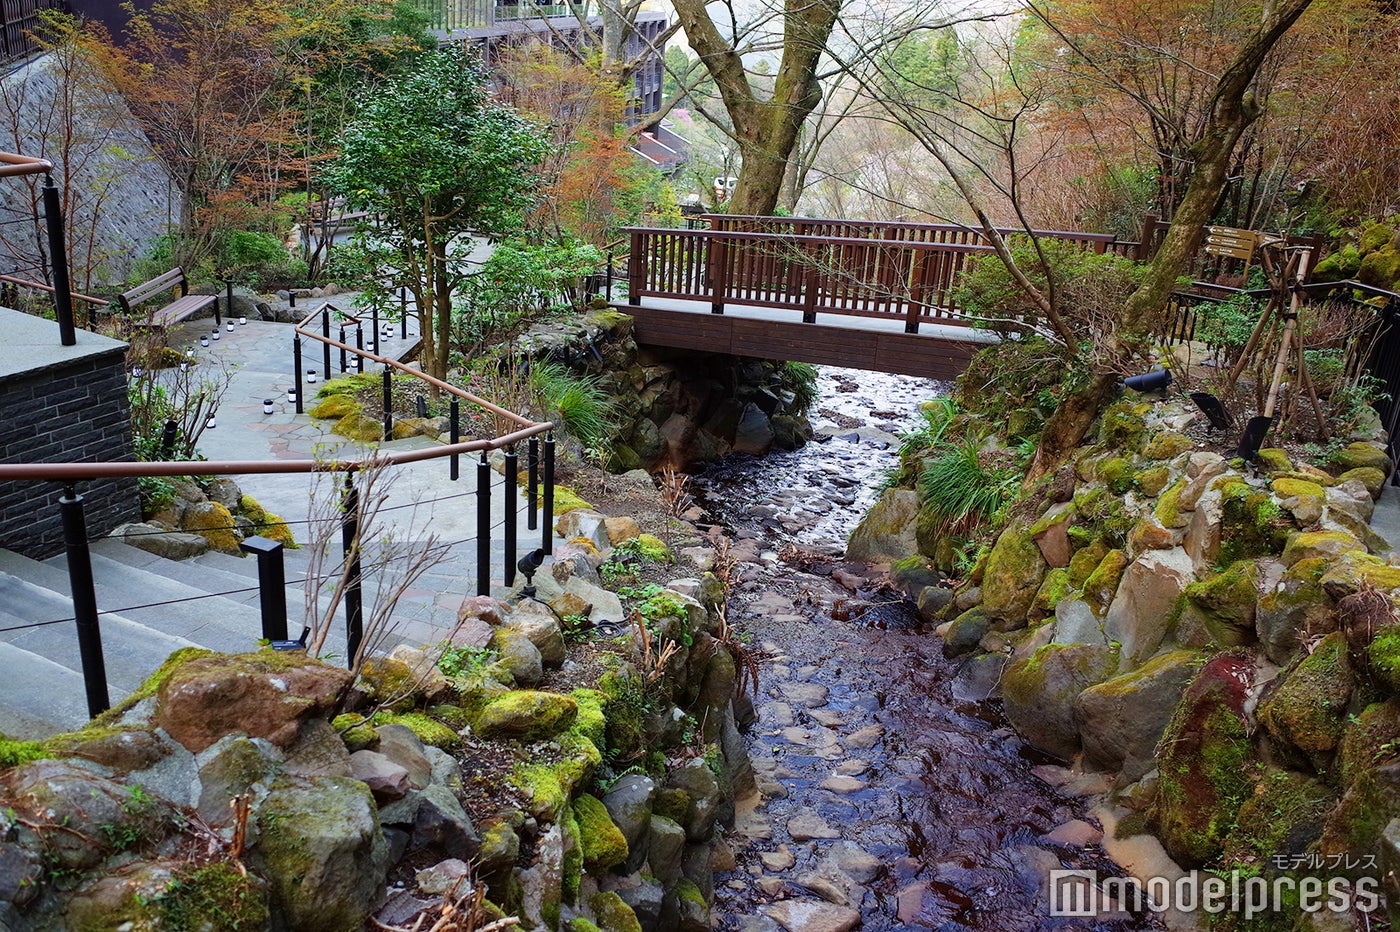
(270, 626), (310, 652)
(1123, 368), (1173, 393)
(518, 548), (546, 598)
(1236, 415), (1274, 463)
(1190, 392), (1234, 431)
(416, 395), (429, 418)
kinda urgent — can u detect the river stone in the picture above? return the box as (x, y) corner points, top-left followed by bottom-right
(1052, 597), (1104, 646)
(0, 843), (40, 909)
(845, 488), (920, 562)
(647, 814), (687, 882)
(603, 773), (656, 872)
(915, 586), (955, 622)
(826, 841), (881, 884)
(507, 601), (566, 666)
(1075, 649), (1204, 779)
(1104, 548), (1196, 667)
(254, 775), (389, 932)
(350, 750), (411, 802)
(56, 725), (170, 772)
(762, 900), (860, 932)
(942, 607), (990, 656)
(788, 811), (840, 841)
(1002, 643), (1120, 760)
(733, 402), (775, 455)
(153, 652), (352, 754)
(412, 784), (479, 860)
(415, 858), (469, 896)
(457, 594), (510, 627)
(375, 724), (433, 790)
(489, 626), (544, 686)
(520, 823), (564, 931)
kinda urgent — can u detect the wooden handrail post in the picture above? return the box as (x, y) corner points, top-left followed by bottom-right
(628, 229), (644, 306)
(708, 234), (727, 315)
(1138, 213), (1161, 261)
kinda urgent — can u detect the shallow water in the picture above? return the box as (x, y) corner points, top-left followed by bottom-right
(691, 367), (1157, 931)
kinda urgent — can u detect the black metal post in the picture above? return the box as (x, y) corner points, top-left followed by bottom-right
(476, 452), (491, 596)
(449, 398), (460, 481)
(60, 487), (108, 716)
(341, 474), (363, 667)
(355, 324), (363, 364)
(321, 308), (331, 382)
(42, 177), (76, 346)
(527, 436), (539, 531)
(339, 327), (348, 373)
(292, 335), (304, 414)
(239, 537), (287, 642)
(399, 287), (408, 339)
(504, 447), (518, 586)
(371, 305), (380, 356)
(606, 247), (615, 299)
(221, 277), (234, 328)
(159, 419), (178, 457)
(382, 366), (393, 441)
(542, 432), (555, 555)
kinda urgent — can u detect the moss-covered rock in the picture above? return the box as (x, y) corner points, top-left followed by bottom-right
(1184, 559), (1259, 636)
(1137, 466), (1172, 497)
(1326, 441), (1392, 477)
(1032, 568), (1073, 618)
(1320, 551), (1400, 600)
(181, 500), (241, 554)
(357, 657), (420, 713)
(1081, 549), (1128, 615)
(1217, 478), (1291, 565)
(589, 891), (643, 932)
(475, 690), (579, 742)
(1282, 529), (1366, 568)
(1258, 632), (1353, 768)
(570, 689), (608, 748)
(633, 534), (673, 563)
(1154, 480), (1189, 529)
(1340, 466), (1387, 500)
(309, 393), (360, 420)
(1256, 448), (1292, 474)
(1338, 701), (1400, 786)
(980, 525), (1047, 628)
(371, 711), (460, 749)
(1367, 626), (1400, 694)
(332, 714), (379, 752)
(943, 607), (992, 656)
(846, 488), (920, 563)
(1002, 643), (1120, 760)
(573, 793), (629, 872)
(1144, 432), (1193, 460)
(1067, 538), (1110, 588)
(511, 762), (569, 821)
(1256, 557), (1334, 665)
(1097, 456), (1137, 495)
(1151, 653), (1255, 867)
(1097, 401), (1149, 452)
(1076, 649), (1204, 779)
(554, 484), (594, 516)
(332, 413), (384, 442)
(1219, 768), (1334, 869)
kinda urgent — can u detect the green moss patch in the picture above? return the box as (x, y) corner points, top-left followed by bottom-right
(309, 393), (360, 420)
(372, 711), (461, 749)
(1184, 559), (1259, 631)
(573, 793), (628, 872)
(331, 714), (379, 752)
(1081, 549), (1128, 615)
(475, 690), (579, 742)
(1258, 632), (1353, 764)
(1144, 432), (1193, 460)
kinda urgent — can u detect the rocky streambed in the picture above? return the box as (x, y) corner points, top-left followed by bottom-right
(692, 367), (1156, 931)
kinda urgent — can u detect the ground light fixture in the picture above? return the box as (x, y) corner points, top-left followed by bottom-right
(205, 413), (216, 429)
(287, 388), (296, 404)
(517, 548), (546, 598)
(226, 321), (235, 333)
(199, 336), (209, 347)
(239, 315), (247, 325)
(263, 399), (274, 415)
(306, 370), (318, 384)
(211, 329), (220, 341)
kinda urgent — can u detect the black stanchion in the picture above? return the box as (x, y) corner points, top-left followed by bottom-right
(42, 177), (75, 346)
(527, 436), (539, 531)
(239, 537), (288, 642)
(504, 447), (518, 585)
(339, 326), (347, 373)
(542, 432), (555, 556)
(342, 474), (363, 667)
(449, 399), (460, 481)
(60, 487), (109, 716)
(321, 308), (332, 381)
(382, 367), (393, 441)
(400, 288), (408, 339)
(292, 336), (304, 413)
(476, 452), (491, 596)
(371, 305), (380, 356)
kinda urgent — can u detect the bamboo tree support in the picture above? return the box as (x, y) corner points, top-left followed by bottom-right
(1262, 249), (1314, 420)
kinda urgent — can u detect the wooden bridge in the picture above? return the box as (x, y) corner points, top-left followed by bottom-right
(615, 215), (1159, 379)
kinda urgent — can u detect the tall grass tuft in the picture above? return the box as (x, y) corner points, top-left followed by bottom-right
(528, 361), (618, 450)
(916, 437), (1023, 537)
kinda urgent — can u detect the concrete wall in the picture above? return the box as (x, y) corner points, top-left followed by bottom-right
(0, 51), (180, 289)
(0, 307), (139, 558)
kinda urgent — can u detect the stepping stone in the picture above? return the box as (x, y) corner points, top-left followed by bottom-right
(780, 682), (829, 708)
(834, 759), (869, 776)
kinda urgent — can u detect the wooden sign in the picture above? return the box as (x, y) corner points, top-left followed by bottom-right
(1204, 226), (1257, 261)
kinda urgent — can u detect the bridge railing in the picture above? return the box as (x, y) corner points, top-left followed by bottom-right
(624, 226), (998, 333)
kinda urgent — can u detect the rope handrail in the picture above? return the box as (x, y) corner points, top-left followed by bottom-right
(295, 302), (540, 428)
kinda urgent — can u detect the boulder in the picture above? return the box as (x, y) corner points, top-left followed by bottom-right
(1051, 598), (1104, 646)
(375, 724), (434, 790)
(605, 515), (642, 544)
(196, 735), (283, 825)
(1076, 650), (1204, 779)
(557, 509), (612, 551)
(915, 586), (955, 623)
(474, 690), (578, 742)
(647, 815), (687, 882)
(845, 489), (920, 563)
(1282, 529), (1365, 567)
(387, 644), (454, 704)
(508, 600), (567, 667)
(489, 627), (544, 687)
(1326, 441), (1392, 476)
(1001, 643), (1120, 760)
(113, 522), (210, 560)
(1183, 558), (1261, 642)
(1256, 557), (1336, 665)
(1327, 479), (1376, 525)
(665, 758), (724, 841)
(1258, 632), (1353, 769)
(1151, 653), (1256, 866)
(575, 792), (629, 872)
(254, 775), (389, 932)
(1103, 548), (1195, 666)
(350, 750), (411, 802)
(980, 526), (1047, 627)
(603, 773), (656, 873)
(154, 652), (352, 754)
(732, 403), (774, 455)
(412, 784), (479, 860)
(941, 607), (990, 657)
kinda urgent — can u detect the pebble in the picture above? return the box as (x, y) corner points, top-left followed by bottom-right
(788, 812), (840, 840)
(834, 759), (869, 776)
(808, 709), (843, 727)
(779, 682), (830, 708)
(843, 724), (884, 749)
(760, 845), (796, 871)
(762, 900), (860, 932)
(819, 775), (865, 793)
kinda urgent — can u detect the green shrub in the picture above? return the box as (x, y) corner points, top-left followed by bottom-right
(916, 438), (1023, 537)
(529, 361), (618, 450)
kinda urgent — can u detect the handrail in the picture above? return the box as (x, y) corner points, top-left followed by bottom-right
(620, 225), (998, 254)
(0, 152), (53, 177)
(700, 214), (1122, 245)
(0, 273), (107, 306)
(295, 303), (539, 428)
(0, 423), (550, 482)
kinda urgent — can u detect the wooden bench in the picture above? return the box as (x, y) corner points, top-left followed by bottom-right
(118, 268), (219, 329)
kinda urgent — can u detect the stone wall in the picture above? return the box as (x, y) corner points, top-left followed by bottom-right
(0, 52), (180, 289)
(0, 308), (139, 558)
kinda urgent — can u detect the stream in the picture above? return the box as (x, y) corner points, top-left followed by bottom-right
(690, 367), (1157, 932)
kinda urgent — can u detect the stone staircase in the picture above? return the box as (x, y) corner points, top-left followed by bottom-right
(0, 530), (541, 740)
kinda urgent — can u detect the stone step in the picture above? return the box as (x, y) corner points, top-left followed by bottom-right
(0, 639), (93, 739)
(0, 568), (196, 697)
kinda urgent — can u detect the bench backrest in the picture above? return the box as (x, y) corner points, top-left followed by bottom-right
(119, 268), (187, 312)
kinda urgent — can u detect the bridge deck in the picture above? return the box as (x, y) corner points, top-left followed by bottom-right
(616, 297), (995, 380)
